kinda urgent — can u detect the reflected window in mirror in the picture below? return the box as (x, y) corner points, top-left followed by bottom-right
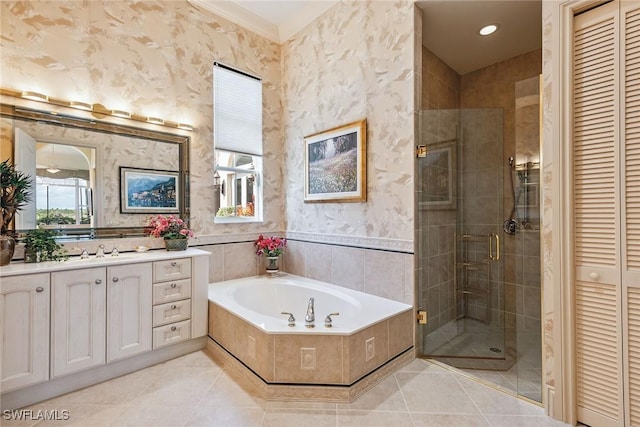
(34, 142), (95, 228)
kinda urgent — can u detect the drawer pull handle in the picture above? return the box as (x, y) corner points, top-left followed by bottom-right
(95, 279), (102, 285)
(171, 326), (177, 331)
(171, 283), (177, 288)
(171, 304), (177, 309)
(171, 262), (177, 267)
(36, 287), (44, 293)
(112, 277), (119, 283)
(589, 272), (600, 281)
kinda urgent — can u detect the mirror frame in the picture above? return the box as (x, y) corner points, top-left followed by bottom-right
(1, 103), (190, 240)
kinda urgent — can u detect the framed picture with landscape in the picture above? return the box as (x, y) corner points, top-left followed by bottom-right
(304, 119), (367, 202)
(119, 167), (180, 214)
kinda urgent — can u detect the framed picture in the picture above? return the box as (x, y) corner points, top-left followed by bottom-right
(419, 139), (457, 210)
(119, 167), (180, 214)
(304, 119), (367, 202)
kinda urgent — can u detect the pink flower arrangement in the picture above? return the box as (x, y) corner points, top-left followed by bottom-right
(147, 215), (194, 240)
(254, 235), (286, 257)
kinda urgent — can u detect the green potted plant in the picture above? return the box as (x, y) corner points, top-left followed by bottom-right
(1, 159), (32, 266)
(22, 229), (67, 263)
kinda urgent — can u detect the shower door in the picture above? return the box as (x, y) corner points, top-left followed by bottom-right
(417, 108), (513, 369)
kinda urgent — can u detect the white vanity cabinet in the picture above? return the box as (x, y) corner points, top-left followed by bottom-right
(0, 248), (209, 411)
(51, 263), (153, 377)
(1, 273), (50, 392)
(51, 267), (107, 377)
(152, 258), (192, 348)
(107, 263), (152, 362)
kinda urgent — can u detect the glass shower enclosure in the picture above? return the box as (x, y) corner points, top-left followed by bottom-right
(416, 99), (542, 402)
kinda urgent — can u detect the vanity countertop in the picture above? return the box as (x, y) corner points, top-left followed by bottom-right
(0, 248), (210, 278)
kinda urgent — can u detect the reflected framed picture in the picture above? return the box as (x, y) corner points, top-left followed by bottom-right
(304, 119), (367, 202)
(419, 139), (457, 210)
(119, 167), (180, 214)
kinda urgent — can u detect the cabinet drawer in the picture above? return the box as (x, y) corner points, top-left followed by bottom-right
(153, 258), (191, 282)
(153, 320), (191, 349)
(153, 278), (192, 304)
(153, 299), (192, 327)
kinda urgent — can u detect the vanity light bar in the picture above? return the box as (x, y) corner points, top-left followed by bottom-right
(69, 101), (93, 111)
(110, 109), (131, 118)
(21, 91), (48, 102)
(0, 87), (194, 132)
(146, 116), (165, 125)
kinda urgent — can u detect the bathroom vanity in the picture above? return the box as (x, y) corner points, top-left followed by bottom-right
(0, 248), (209, 410)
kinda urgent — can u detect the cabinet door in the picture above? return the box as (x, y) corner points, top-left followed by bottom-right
(107, 263), (152, 362)
(51, 267), (106, 377)
(1, 274), (50, 392)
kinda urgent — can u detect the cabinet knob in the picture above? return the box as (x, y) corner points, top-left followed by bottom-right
(170, 283), (177, 288)
(171, 326), (177, 331)
(589, 272), (600, 281)
(95, 279), (102, 285)
(171, 262), (177, 267)
(171, 304), (177, 309)
(112, 277), (119, 283)
(36, 287), (44, 293)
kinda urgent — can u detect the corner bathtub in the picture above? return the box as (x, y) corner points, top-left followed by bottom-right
(207, 274), (414, 400)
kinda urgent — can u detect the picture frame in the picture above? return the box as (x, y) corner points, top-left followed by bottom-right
(419, 139), (457, 210)
(304, 119), (367, 202)
(119, 167), (180, 214)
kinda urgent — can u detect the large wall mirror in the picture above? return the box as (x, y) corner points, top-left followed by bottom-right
(1, 103), (190, 240)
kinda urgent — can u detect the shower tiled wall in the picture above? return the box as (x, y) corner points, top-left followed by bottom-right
(459, 49), (542, 334)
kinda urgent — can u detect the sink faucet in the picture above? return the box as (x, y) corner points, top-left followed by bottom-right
(96, 244), (105, 258)
(305, 297), (315, 328)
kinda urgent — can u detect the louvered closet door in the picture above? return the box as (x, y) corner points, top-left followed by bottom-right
(623, 2), (640, 426)
(574, 2), (624, 427)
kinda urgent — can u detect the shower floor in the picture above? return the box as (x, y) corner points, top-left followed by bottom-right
(423, 318), (542, 402)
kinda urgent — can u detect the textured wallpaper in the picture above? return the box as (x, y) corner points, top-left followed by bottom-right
(281, 0), (416, 243)
(0, 0), (284, 237)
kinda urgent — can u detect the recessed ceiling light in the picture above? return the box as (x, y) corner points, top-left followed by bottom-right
(479, 24), (499, 36)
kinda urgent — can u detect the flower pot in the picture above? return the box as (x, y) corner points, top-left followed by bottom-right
(265, 256), (279, 276)
(164, 238), (188, 251)
(24, 249), (41, 263)
(0, 235), (15, 266)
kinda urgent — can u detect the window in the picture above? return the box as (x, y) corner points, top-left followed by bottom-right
(213, 62), (263, 222)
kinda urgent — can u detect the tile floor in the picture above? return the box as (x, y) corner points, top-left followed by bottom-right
(4, 349), (571, 427)
(424, 318), (543, 402)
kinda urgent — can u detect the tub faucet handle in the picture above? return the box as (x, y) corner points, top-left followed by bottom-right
(281, 312), (295, 327)
(111, 247), (119, 257)
(324, 312), (340, 328)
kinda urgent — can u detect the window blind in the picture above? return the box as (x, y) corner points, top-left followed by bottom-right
(213, 62), (263, 156)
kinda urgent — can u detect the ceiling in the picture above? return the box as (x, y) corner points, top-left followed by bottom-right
(192, 0), (541, 75)
(417, 0), (541, 75)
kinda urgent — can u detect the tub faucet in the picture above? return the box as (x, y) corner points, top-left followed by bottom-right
(96, 244), (105, 258)
(305, 297), (315, 328)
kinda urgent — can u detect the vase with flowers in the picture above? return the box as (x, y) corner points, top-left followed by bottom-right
(147, 215), (194, 251)
(254, 235), (286, 275)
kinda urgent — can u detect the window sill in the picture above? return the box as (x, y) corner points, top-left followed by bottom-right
(214, 216), (263, 224)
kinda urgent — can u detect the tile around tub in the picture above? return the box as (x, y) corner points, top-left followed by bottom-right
(331, 245), (365, 291)
(363, 251), (407, 302)
(336, 375), (407, 412)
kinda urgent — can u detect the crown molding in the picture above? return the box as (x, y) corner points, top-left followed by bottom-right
(278, 1), (337, 42)
(189, 0), (280, 43)
(189, 0), (338, 44)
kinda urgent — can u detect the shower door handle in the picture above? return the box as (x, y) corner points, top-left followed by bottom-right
(489, 233), (500, 261)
